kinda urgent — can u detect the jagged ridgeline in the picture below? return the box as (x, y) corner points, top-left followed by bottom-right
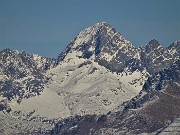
(57, 22), (179, 74)
(0, 49), (55, 101)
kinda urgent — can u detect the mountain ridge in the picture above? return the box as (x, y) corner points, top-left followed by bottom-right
(57, 22), (179, 74)
(0, 49), (55, 102)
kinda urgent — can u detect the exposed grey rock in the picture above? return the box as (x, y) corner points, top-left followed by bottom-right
(0, 49), (55, 102)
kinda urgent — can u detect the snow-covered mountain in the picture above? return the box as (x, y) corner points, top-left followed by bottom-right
(0, 22), (179, 135)
(45, 22), (151, 117)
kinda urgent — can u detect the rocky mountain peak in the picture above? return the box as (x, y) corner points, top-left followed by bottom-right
(168, 40), (180, 48)
(141, 39), (161, 53)
(1, 48), (12, 53)
(168, 40), (180, 55)
(93, 21), (112, 30)
(57, 22), (179, 74)
(72, 21), (127, 50)
(0, 48), (22, 57)
(57, 22), (138, 72)
(148, 39), (160, 46)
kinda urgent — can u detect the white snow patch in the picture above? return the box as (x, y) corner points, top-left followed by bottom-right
(9, 87), (70, 119)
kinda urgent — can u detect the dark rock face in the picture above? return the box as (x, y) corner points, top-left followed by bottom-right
(168, 41), (180, 57)
(143, 60), (180, 93)
(0, 49), (55, 101)
(124, 60), (180, 110)
(139, 39), (179, 74)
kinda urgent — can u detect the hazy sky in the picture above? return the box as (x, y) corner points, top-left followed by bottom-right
(0, 0), (179, 58)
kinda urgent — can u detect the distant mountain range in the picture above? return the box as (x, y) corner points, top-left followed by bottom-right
(0, 22), (179, 135)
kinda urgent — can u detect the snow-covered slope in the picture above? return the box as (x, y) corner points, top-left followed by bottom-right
(7, 87), (70, 119)
(1, 47), (147, 120)
(47, 53), (148, 116)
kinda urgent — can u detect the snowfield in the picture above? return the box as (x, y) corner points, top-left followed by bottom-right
(45, 51), (148, 116)
(4, 50), (148, 120)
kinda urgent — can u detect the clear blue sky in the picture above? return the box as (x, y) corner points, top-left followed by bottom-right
(0, 0), (179, 58)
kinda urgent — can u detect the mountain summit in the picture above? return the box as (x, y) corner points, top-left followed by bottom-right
(58, 22), (179, 73)
(58, 22), (140, 72)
